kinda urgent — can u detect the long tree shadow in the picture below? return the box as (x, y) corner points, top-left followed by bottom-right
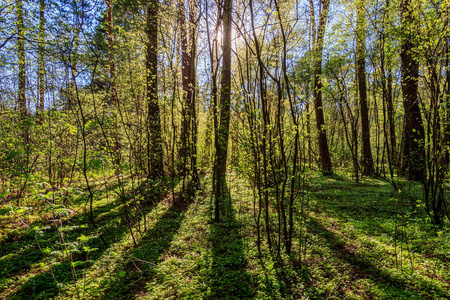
(207, 186), (253, 299)
(311, 181), (447, 260)
(4, 187), (159, 300)
(0, 199), (117, 294)
(0, 178), (127, 260)
(99, 191), (193, 299)
(307, 215), (449, 299)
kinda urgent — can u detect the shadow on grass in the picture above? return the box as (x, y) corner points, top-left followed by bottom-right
(4, 189), (159, 300)
(307, 215), (449, 299)
(0, 178), (128, 260)
(0, 200), (118, 293)
(312, 179), (444, 260)
(207, 188), (253, 299)
(99, 192), (192, 299)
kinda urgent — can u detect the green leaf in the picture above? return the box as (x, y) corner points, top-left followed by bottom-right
(118, 271), (126, 278)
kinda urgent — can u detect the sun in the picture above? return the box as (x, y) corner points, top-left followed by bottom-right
(215, 24), (240, 48)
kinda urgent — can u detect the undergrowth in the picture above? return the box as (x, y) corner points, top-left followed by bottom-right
(0, 172), (449, 299)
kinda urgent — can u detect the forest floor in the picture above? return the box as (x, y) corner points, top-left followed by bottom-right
(0, 172), (449, 299)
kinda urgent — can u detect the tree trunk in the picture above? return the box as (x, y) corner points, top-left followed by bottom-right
(68, 1), (83, 111)
(147, 0), (164, 178)
(386, 70), (397, 167)
(177, 0), (199, 187)
(306, 85), (312, 168)
(188, 0), (200, 188)
(400, 0), (426, 182)
(440, 27), (450, 168)
(178, 0), (191, 176)
(356, 0), (374, 176)
(249, 0), (272, 249)
(16, 0), (27, 144)
(107, 0), (120, 166)
(37, 0), (45, 125)
(310, 0), (333, 175)
(214, 0), (232, 221)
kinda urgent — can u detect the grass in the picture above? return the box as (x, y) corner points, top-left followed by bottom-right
(0, 171), (449, 299)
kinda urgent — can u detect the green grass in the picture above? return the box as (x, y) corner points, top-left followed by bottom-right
(0, 172), (449, 299)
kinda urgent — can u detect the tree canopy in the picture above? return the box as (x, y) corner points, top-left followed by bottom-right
(0, 0), (449, 298)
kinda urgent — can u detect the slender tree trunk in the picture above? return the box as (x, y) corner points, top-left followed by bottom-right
(214, 0), (232, 221)
(273, 0), (299, 254)
(444, 34), (450, 167)
(68, 1), (84, 111)
(249, 0), (272, 249)
(16, 0), (27, 144)
(379, 0), (397, 171)
(178, 0), (191, 176)
(373, 83), (381, 174)
(188, 0), (199, 188)
(147, 0), (164, 178)
(107, 0), (120, 166)
(37, 0), (45, 125)
(381, 45), (397, 174)
(177, 0), (199, 188)
(241, 43), (262, 255)
(310, 0), (333, 175)
(203, 4), (215, 168)
(306, 85), (312, 168)
(387, 70), (396, 166)
(400, 0), (426, 182)
(205, 0), (220, 218)
(356, 0), (374, 176)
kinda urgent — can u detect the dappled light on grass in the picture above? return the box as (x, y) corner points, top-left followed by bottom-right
(302, 175), (450, 298)
(99, 193), (192, 299)
(0, 177), (163, 299)
(207, 189), (253, 299)
(0, 199), (119, 298)
(1, 173), (449, 299)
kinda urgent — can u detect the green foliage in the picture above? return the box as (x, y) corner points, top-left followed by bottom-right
(1, 0), (450, 298)
(1, 174), (449, 299)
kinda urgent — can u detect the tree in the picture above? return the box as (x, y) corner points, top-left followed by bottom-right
(16, 0), (27, 144)
(356, 0), (374, 176)
(178, 0), (199, 189)
(214, 0), (232, 221)
(107, 0), (121, 166)
(37, 0), (45, 124)
(67, 0), (84, 111)
(147, 0), (164, 178)
(309, 0), (333, 175)
(178, 0), (191, 176)
(400, 0), (425, 182)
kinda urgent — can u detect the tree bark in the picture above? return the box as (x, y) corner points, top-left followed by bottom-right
(310, 0), (333, 175)
(178, 0), (192, 175)
(356, 0), (374, 176)
(386, 70), (397, 167)
(37, 0), (45, 125)
(400, 0), (426, 181)
(16, 0), (27, 144)
(177, 0), (198, 187)
(147, 0), (164, 178)
(68, 1), (84, 111)
(107, 0), (121, 166)
(188, 0), (200, 188)
(214, 0), (232, 221)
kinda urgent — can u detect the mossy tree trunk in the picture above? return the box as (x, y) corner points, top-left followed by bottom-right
(147, 0), (164, 179)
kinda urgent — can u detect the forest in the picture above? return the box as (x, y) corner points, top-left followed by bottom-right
(0, 0), (449, 298)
